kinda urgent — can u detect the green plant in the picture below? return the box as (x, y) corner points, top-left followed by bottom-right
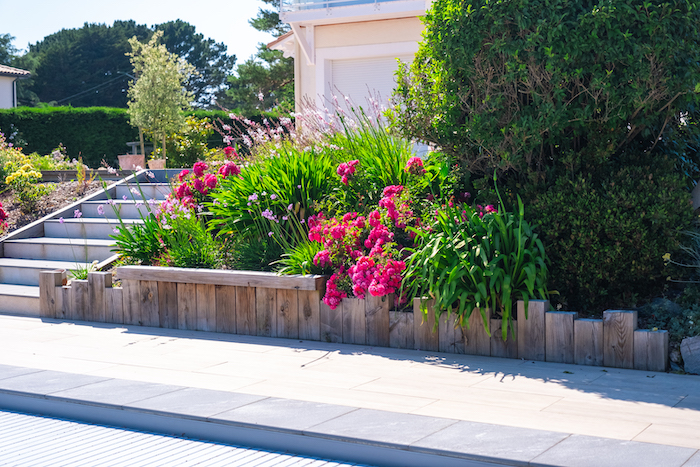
(275, 241), (331, 276)
(156, 212), (221, 268)
(403, 197), (549, 339)
(161, 116), (216, 168)
(224, 236), (282, 272)
(529, 156), (693, 313)
(208, 142), (339, 241)
(391, 0), (700, 178)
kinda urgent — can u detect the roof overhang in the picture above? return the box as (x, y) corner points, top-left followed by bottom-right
(267, 31), (296, 59)
(0, 65), (31, 79)
(281, 0), (427, 27)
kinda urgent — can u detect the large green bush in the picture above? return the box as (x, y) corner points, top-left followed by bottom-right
(530, 156), (693, 312)
(392, 0), (700, 176)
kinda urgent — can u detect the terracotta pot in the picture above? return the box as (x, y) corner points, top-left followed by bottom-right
(147, 159), (166, 170)
(117, 154), (146, 171)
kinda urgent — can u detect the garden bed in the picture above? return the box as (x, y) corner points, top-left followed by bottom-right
(39, 266), (669, 372)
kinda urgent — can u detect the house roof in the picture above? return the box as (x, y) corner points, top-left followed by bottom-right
(0, 64), (31, 78)
(267, 31), (296, 59)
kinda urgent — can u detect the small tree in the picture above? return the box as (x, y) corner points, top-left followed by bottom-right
(126, 31), (195, 163)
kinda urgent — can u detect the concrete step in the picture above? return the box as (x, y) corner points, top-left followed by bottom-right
(0, 258), (91, 286)
(0, 284), (39, 316)
(3, 237), (115, 262)
(80, 200), (162, 219)
(115, 183), (171, 201)
(44, 218), (143, 240)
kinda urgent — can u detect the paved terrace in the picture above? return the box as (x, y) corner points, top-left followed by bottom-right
(0, 314), (699, 466)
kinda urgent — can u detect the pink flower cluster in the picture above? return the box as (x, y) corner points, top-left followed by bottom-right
(336, 159), (359, 185)
(323, 271), (348, 309)
(404, 156), (425, 176)
(311, 185), (416, 309)
(476, 204), (498, 218)
(172, 160), (241, 207)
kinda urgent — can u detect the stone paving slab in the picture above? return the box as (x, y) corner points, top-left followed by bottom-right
(1, 315), (700, 465)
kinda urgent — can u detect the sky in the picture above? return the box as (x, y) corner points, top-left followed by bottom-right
(0, 0), (276, 63)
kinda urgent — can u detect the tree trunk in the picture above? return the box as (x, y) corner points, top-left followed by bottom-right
(139, 128), (145, 158)
(162, 133), (167, 167)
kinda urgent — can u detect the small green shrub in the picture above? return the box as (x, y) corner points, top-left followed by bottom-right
(529, 156), (693, 313)
(4, 164), (54, 212)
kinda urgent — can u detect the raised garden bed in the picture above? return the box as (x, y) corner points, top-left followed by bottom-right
(39, 266), (669, 372)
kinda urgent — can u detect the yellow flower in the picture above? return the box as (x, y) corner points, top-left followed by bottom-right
(662, 253), (671, 262)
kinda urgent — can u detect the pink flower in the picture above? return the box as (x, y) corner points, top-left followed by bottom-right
(178, 169), (190, 182)
(97, 205), (104, 216)
(193, 161), (208, 177)
(192, 178), (207, 195)
(404, 156), (425, 176)
(218, 161), (241, 178)
(223, 146), (237, 158)
(204, 173), (218, 189)
(176, 183), (192, 199)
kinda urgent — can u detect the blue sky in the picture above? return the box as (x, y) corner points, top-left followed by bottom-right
(0, 0), (275, 64)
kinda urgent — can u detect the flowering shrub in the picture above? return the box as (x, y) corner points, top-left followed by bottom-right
(0, 202), (8, 236)
(171, 160), (241, 207)
(5, 164), (54, 213)
(309, 185), (416, 309)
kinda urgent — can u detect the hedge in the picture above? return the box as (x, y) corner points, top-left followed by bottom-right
(0, 107), (282, 168)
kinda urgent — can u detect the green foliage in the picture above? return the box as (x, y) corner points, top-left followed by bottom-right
(404, 198), (549, 339)
(0, 107), (138, 167)
(160, 116), (216, 168)
(275, 241), (332, 276)
(391, 0), (700, 177)
(529, 156), (694, 313)
(0, 33), (18, 65)
(14, 20), (235, 108)
(224, 0), (293, 113)
(224, 236), (282, 272)
(0, 108), (280, 168)
(208, 143), (339, 240)
(156, 20), (236, 108)
(111, 211), (165, 266)
(158, 214), (221, 269)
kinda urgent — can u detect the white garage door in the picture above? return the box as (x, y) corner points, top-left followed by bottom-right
(331, 54), (414, 110)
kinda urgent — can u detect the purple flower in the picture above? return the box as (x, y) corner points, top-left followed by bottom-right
(113, 228), (119, 234)
(287, 204), (293, 211)
(97, 205), (104, 216)
(147, 171), (155, 178)
(122, 195), (128, 201)
(261, 209), (277, 222)
(74, 209), (82, 218)
(270, 194), (277, 200)
(268, 231), (273, 237)
(248, 193), (258, 202)
(297, 185), (302, 189)
(59, 217), (64, 224)
(130, 187), (139, 195)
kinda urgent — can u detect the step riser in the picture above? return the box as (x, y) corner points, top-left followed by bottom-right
(0, 295), (39, 317)
(81, 202), (157, 219)
(4, 243), (114, 262)
(44, 221), (122, 240)
(0, 267), (50, 286)
(115, 185), (171, 201)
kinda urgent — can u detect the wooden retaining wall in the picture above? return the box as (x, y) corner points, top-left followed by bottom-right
(39, 267), (669, 372)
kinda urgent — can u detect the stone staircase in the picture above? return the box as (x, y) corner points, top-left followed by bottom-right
(0, 172), (173, 316)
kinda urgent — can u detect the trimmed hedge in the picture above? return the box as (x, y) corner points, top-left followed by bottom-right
(0, 107), (282, 168)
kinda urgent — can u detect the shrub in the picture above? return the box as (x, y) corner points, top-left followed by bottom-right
(530, 156), (693, 313)
(5, 163), (54, 213)
(391, 0), (700, 177)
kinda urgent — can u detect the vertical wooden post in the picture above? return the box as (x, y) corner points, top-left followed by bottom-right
(60, 286), (71, 320)
(342, 297), (366, 345)
(413, 298), (439, 352)
(196, 284), (216, 332)
(389, 311), (414, 349)
(603, 310), (637, 369)
(177, 282), (197, 330)
(574, 319), (603, 366)
(215, 285), (236, 334)
(545, 311), (577, 364)
(276, 289), (299, 339)
(298, 290), (320, 341)
(490, 319), (518, 359)
(320, 300), (342, 343)
(72, 280), (88, 321)
(365, 294), (390, 347)
(87, 272), (112, 323)
(107, 287), (124, 324)
(634, 329), (669, 372)
(235, 286), (256, 335)
(158, 281), (178, 329)
(140, 281), (159, 327)
(256, 287), (276, 337)
(517, 300), (548, 361)
(39, 270), (66, 318)
(122, 279), (141, 325)
(463, 308), (491, 356)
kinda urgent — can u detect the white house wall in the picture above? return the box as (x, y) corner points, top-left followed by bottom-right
(294, 17), (422, 111)
(0, 76), (15, 109)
